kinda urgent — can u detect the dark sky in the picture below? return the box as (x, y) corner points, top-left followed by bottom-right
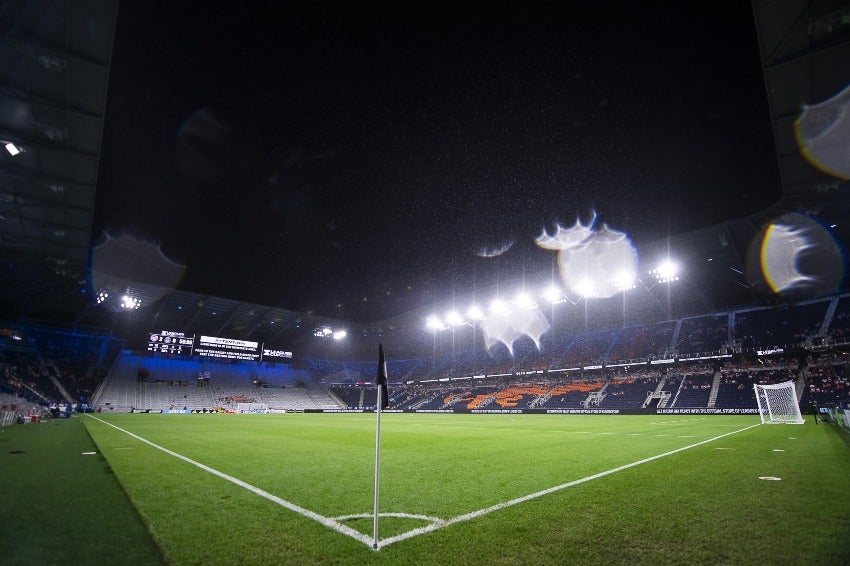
(93, 1), (781, 322)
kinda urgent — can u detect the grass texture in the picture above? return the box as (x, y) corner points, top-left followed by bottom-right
(6, 413), (850, 565)
(0, 416), (164, 565)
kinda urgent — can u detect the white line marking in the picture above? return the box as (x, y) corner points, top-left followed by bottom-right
(650, 418), (708, 425)
(85, 415), (373, 547)
(334, 512), (444, 525)
(380, 422), (763, 548)
(86, 415), (760, 551)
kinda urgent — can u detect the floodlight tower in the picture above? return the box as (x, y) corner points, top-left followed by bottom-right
(467, 304), (484, 353)
(426, 314), (443, 370)
(445, 310), (463, 374)
(648, 258), (681, 320)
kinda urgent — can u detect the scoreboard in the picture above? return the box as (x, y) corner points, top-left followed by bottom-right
(147, 331), (195, 355)
(147, 330), (292, 361)
(195, 335), (260, 361)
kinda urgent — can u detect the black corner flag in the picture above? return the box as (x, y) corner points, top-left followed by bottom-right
(376, 343), (389, 409)
(373, 344), (389, 549)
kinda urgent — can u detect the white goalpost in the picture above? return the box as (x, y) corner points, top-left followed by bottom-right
(754, 381), (804, 424)
(235, 402), (269, 414)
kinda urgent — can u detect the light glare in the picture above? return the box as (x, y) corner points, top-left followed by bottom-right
(426, 315), (443, 331)
(466, 305), (484, 320)
(513, 292), (535, 309)
(445, 311), (463, 326)
(573, 279), (596, 298)
(489, 298), (508, 314)
(542, 285), (563, 303)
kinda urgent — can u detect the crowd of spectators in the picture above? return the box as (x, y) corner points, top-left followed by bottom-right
(5, 294), (850, 419)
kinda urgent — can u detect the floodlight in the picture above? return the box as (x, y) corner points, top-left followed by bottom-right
(489, 298), (508, 314)
(466, 305), (484, 321)
(445, 311), (463, 326)
(332, 329), (347, 340)
(322, 327), (333, 336)
(514, 291), (535, 309)
(4, 142), (22, 156)
(542, 285), (563, 303)
(573, 278), (596, 298)
(120, 294), (141, 309)
(650, 259), (680, 283)
(614, 271), (636, 291)
(426, 315), (444, 331)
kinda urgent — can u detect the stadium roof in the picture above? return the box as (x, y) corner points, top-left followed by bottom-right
(0, 1), (848, 353)
(0, 0), (117, 320)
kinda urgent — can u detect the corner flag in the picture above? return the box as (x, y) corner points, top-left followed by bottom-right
(376, 343), (389, 409)
(373, 343), (390, 549)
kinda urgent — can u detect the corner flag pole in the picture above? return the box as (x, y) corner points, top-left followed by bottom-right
(373, 343), (389, 550)
(372, 382), (382, 549)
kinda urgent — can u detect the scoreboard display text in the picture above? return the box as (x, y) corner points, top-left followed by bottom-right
(147, 331), (195, 355)
(147, 331), (292, 361)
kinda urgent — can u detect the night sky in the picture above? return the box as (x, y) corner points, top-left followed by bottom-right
(93, 2), (782, 322)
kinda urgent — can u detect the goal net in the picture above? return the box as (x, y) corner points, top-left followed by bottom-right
(754, 381), (804, 424)
(236, 402), (269, 414)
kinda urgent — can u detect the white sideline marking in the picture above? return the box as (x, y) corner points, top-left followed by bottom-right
(86, 415), (760, 551)
(85, 415), (373, 547)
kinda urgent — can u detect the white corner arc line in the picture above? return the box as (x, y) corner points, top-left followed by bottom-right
(379, 422), (762, 548)
(86, 415), (760, 551)
(85, 415), (373, 547)
(333, 512), (444, 524)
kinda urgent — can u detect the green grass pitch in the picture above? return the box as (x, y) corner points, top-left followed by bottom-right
(5, 413), (850, 564)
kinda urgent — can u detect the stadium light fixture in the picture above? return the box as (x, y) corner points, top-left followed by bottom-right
(426, 314), (444, 331)
(650, 260), (680, 283)
(314, 326), (336, 338)
(489, 298), (508, 315)
(120, 294), (141, 310)
(445, 310), (464, 327)
(614, 270), (636, 291)
(466, 305), (484, 321)
(332, 329), (347, 340)
(4, 142), (22, 156)
(542, 285), (564, 304)
(513, 291), (535, 309)
(573, 278), (596, 298)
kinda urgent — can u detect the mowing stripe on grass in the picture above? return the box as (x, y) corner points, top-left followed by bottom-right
(378, 421), (763, 548)
(85, 415), (373, 547)
(86, 415), (761, 551)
